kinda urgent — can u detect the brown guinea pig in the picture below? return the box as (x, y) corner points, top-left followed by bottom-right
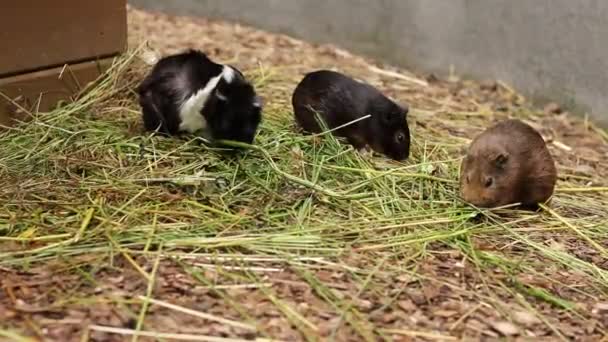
(460, 119), (557, 209)
(292, 70), (410, 161)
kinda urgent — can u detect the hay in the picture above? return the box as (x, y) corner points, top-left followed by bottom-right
(0, 7), (607, 341)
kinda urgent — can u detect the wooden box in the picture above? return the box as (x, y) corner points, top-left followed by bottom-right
(0, 0), (127, 126)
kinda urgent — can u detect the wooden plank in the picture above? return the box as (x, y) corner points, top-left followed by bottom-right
(0, 58), (114, 127)
(0, 0), (126, 77)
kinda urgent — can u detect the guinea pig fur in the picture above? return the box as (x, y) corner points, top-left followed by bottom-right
(292, 70), (410, 161)
(460, 119), (557, 209)
(137, 49), (262, 144)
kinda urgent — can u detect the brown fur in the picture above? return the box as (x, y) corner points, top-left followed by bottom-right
(460, 119), (557, 208)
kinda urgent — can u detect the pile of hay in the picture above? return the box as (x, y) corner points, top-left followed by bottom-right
(1, 6), (607, 341)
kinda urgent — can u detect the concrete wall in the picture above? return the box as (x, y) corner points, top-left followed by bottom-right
(130, 0), (608, 126)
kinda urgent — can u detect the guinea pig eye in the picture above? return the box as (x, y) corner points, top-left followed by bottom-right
(216, 90), (228, 101)
(396, 132), (405, 142)
(484, 177), (494, 188)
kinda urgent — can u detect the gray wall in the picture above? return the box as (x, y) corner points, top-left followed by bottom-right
(130, 0), (608, 126)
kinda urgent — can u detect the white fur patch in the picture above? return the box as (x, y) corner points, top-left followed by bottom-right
(178, 65), (232, 133)
(223, 66), (235, 83)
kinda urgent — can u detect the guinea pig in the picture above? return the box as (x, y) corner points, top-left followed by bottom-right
(460, 119), (557, 209)
(292, 70), (410, 161)
(137, 49), (262, 144)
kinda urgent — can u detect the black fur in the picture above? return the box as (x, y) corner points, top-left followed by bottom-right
(292, 70), (410, 161)
(137, 49), (262, 144)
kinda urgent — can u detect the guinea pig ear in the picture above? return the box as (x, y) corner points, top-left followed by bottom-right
(494, 152), (509, 168)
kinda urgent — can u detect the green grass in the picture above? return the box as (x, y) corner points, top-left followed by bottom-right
(1, 48), (607, 340)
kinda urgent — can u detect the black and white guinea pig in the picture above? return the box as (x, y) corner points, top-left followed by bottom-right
(292, 70), (410, 161)
(137, 49), (262, 144)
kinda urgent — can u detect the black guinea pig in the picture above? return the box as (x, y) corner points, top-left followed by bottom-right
(137, 49), (262, 144)
(292, 70), (410, 160)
